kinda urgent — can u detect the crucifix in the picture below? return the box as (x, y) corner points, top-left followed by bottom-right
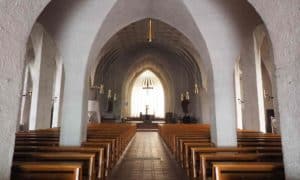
(145, 105), (149, 115)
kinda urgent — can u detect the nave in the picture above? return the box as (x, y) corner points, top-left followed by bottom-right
(109, 132), (188, 180)
(11, 123), (284, 180)
(1, 1), (299, 179)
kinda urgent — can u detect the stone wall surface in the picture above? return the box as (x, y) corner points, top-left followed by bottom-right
(0, 1), (51, 178)
(248, 0), (300, 178)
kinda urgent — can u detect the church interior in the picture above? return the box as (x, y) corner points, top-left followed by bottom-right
(0, 0), (299, 179)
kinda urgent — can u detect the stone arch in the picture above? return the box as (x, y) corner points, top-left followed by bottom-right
(23, 22), (64, 130)
(85, 0), (215, 124)
(121, 58), (174, 119)
(253, 24), (278, 133)
(129, 69), (166, 118)
(247, 2), (300, 178)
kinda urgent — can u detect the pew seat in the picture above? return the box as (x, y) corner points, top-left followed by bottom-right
(11, 162), (83, 180)
(13, 152), (95, 180)
(14, 146), (104, 179)
(190, 146), (282, 178)
(200, 153), (282, 180)
(212, 162), (284, 180)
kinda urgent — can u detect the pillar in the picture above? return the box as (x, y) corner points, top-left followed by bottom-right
(210, 64), (237, 147)
(59, 64), (88, 146)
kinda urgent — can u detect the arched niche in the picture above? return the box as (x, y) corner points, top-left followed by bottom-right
(130, 70), (165, 118)
(237, 23), (277, 133)
(253, 24), (278, 133)
(20, 22), (64, 130)
(122, 61), (173, 119)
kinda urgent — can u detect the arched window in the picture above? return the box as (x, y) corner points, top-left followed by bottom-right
(131, 70), (165, 118)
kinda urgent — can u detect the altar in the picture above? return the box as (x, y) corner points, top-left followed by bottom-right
(140, 114), (155, 124)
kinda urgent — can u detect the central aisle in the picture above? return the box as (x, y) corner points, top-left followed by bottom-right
(108, 132), (188, 180)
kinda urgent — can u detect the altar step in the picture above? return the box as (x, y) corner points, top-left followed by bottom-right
(136, 123), (159, 132)
(136, 128), (158, 132)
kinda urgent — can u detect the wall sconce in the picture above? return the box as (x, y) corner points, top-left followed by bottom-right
(99, 84), (104, 94)
(52, 96), (58, 103)
(181, 91), (190, 101)
(185, 91), (190, 100)
(90, 82), (105, 95)
(107, 89), (112, 98)
(180, 93), (184, 101)
(264, 90), (274, 101)
(237, 98), (245, 104)
(22, 91), (32, 97)
(194, 83), (199, 94)
(113, 93), (117, 101)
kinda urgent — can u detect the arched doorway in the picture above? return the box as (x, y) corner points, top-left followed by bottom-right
(130, 70), (165, 118)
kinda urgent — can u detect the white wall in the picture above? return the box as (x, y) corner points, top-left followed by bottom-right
(19, 65), (33, 131)
(0, 1), (51, 178)
(26, 23), (58, 130)
(51, 59), (64, 127)
(248, 1), (300, 178)
(239, 35), (261, 131)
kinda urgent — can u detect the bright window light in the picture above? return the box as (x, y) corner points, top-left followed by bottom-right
(131, 70), (165, 118)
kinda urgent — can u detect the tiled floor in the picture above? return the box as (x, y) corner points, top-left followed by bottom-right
(108, 132), (188, 180)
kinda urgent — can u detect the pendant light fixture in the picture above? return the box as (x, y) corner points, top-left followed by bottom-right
(148, 18), (153, 43)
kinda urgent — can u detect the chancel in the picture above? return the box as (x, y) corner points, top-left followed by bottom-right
(0, 0), (299, 179)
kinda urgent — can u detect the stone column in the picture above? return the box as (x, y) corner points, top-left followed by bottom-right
(59, 64), (88, 146)
(52, 61), (64, 127)
(277, 62), (300, 179)
(240, 37), (261, 131)
(210, 64), (237, 147)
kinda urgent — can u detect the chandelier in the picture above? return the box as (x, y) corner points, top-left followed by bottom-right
(142, 77), (154, 89)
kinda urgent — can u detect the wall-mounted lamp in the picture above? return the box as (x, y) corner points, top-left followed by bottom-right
(264, 90), (274, 101)
(181, 91), (190, 101)
(52, 96), (58, 103)
(22, 91), (32, 97)
(90, 79), (105, 94)
(108, 89), (112, 99)
(237, 98), (245, 104)
(113, 93), (117, 101)
(194, 83), (199, 94)
(99, 84), (104, 94)
(185, 91), (190, 100)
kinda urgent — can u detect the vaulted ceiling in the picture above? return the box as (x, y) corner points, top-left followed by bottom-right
(96, 18), (202, 84)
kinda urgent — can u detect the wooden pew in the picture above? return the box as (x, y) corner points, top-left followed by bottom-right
(82, 141), (112, 177)
(212, 162), (284, 180)
(200, 153), (282, 180)
(190, 147), (282, 178)
(11, 162), (83, 180)
(238, 141), (282, 147)
(14, 146), (104, 180)
(87, 137), (118, 163)
(183, 142), (213, 170)
(158, 123), (284, 179)
(13, 152), (95, 180)
(176, 136), (211, 161)
(14, 123), (136, 178)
